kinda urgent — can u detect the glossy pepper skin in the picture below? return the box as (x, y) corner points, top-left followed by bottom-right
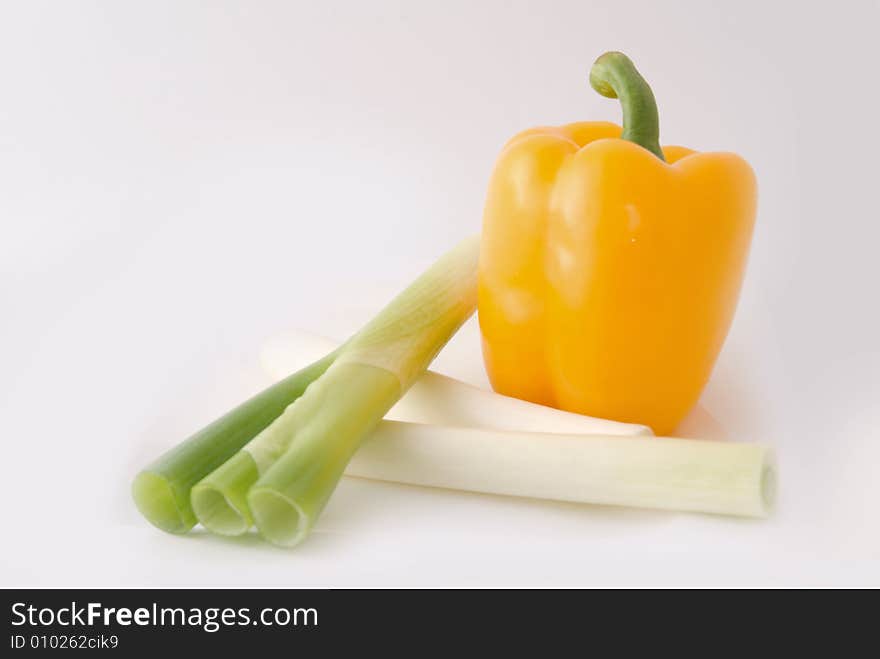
(478, 53), (756, 435)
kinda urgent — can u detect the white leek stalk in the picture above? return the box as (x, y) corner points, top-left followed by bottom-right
(260, 331), (652, 437)
(348, 421), (775, 518)
(191, 236), (481, 545)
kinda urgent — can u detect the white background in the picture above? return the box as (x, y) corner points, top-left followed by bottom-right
(2, 1), (878, 587)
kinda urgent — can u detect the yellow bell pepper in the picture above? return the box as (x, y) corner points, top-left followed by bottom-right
(478, 52), (757, 435)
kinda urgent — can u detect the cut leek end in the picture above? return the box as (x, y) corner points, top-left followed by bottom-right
(728, 448), (776, 518)
(191, 484), (251, 536)
(131, 471), (195, 535)
(248, 487), (311, 548)
(191, 452), (258, 536)
(758, 463), (777, 517)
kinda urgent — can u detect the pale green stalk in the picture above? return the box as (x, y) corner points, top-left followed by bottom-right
(346, 421), (776, 518)
(192, 235), (480, 544)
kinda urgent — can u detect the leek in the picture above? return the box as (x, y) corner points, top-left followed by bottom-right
(347, 422), (775, 518)
(261, 331), (653, 437)
(192, 235), (481, 544)
(131, 351), (336, 534)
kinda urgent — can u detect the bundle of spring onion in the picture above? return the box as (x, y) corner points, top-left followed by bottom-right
(133, 235), (775, 548)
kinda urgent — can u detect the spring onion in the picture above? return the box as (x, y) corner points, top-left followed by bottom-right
(191, 235), (481, 545)
(131, 351), (337, 534)
(260, 330), (653, 437)
(347, 421), (775, 518)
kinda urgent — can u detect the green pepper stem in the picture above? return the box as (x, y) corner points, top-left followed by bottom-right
(589, 52), (665, 161)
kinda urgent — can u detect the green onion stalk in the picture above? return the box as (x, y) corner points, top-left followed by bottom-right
(191, 235), (481, 546)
